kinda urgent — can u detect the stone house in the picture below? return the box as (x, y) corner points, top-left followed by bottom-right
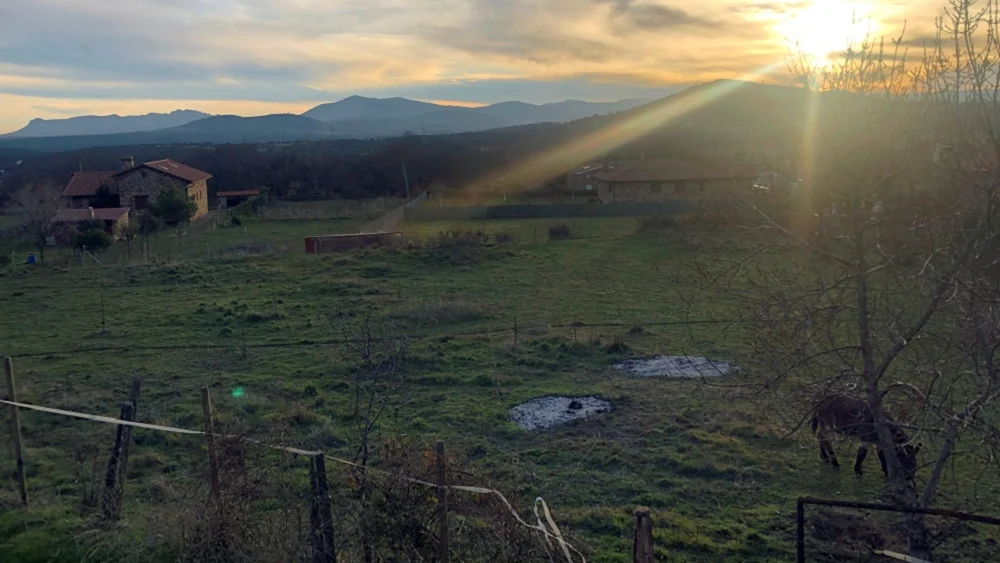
(114, 158), (211, 218)
(61, 157), (212, 219)
(592, 159), (757, 203)
(566, 164), (606, 197)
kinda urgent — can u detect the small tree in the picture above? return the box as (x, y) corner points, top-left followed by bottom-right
(12, 181), (63, 262)
(342, 307), (409, 563)
(73, 229), (111, 252)
(88, 185), (119, 208)
(150, 187), (196, 227)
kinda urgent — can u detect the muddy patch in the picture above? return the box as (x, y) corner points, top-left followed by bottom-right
(615, 356), (736, 378)
(510, 396), (612, 431)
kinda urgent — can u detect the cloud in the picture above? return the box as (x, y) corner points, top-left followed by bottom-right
(0, 0), (948, 133)
(601, 0), (720, 32)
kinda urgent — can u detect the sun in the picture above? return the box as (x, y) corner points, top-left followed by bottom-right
(777, 0), (876, 58)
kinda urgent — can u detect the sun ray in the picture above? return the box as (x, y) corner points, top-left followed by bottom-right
(465, 62), (787, 195)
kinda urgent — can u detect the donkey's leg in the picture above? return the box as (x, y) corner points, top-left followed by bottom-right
(877, 449), (888, 477)
(818, 436), (831, 463)
(854, 444), (869, 476)
(819, 429), (839, 469)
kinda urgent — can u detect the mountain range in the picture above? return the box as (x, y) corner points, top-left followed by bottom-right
(5, 110), (212, 138)
(0, 97), (649, 151)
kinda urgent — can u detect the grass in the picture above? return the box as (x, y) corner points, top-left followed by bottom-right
(0, 213), (997, 562)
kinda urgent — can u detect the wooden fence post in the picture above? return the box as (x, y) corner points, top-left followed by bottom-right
(633, 506), (653, 563)
(101, 402), (135, 521)
(309, 453), (336, 563)
(201, 387), (223, 512)
(796, 499), (806, 563)
(436, 440), (449, 563)
(3, 357), (28, 506)
(118, 378), (141, 489)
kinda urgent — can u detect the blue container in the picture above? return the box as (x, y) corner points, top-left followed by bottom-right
(25, 252), (36, 264)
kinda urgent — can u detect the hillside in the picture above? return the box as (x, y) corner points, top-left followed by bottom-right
(303, 96), (443, 122)
(2, 110), (210, 138)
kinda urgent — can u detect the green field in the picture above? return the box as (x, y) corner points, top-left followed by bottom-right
(0, 215), (997, 562)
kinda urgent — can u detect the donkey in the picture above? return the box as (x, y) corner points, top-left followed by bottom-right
(810, 394), (920, 480)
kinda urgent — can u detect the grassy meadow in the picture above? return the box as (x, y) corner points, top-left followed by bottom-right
(1, 213), (997, 562)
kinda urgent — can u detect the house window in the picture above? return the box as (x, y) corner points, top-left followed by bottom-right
(585, 184), (593, 191)
(134, 195), (149, 210)
(673, 182), (686, 194)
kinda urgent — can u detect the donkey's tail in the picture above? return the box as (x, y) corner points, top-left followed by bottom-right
(810, 413), (819, 434)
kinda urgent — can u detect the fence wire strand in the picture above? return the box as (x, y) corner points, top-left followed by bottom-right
(0, 397), (586, 562)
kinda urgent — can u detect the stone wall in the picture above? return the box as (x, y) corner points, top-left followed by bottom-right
(597, 179), (753, 203)
(187, 179), (209, 218)
(116, 168), (208, 219)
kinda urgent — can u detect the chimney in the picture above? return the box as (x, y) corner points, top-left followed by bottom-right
(121, 156), (135, 171)
(88, 207), (95, 219)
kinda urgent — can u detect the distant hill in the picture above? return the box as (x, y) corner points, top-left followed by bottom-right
(3, 110), (210, 138)
(301, 96), (651, 136)
(165, 114), (331, 141)
(303, 96), (443, 122)
(474, 99), (650, 126)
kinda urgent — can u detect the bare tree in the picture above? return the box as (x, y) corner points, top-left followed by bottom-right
(12, 181), (63, 262)
(341, 306), (409, 563)
(687, 2), (1000, 558)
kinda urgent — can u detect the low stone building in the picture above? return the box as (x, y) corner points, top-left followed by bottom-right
(50, 207), (130, 244)
(216, 189), (262, 209)
(61, 157), (212, 219)
(592, 159), (757, 203)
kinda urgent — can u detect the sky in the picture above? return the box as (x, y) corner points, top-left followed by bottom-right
(0, 0), (943, 134)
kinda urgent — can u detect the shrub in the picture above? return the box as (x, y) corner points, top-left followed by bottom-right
(606, 334), (629, 354)
(402, 299), (493, 325)
(73, 229), (111, 251)
(494, 231), (514, 244)
(231, 215), (242, 226)
(548, 224), (571, 240)
(436, 227), (489, 247)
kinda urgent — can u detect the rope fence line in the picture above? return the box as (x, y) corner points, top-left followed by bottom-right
(0, 397), (586, 562)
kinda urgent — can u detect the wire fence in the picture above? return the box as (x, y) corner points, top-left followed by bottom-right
(358, 191), (429, 234)
(0, 357), (587, 563)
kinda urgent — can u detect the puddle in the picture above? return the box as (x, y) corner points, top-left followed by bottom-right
(510, 396), (612, 431)
(615, 356), (736, 378)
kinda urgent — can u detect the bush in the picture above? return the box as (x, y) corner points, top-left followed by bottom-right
(494, 231), (514, 244)
(548, 224), (571, 240)
(231, 215), (242, 226)
(436, 227), (489, 247)
(639, 214), (680, 232)
(73, 229), (111, 251)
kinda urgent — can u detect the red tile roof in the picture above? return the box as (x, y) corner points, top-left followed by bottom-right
(62, 171), (118, 198)
(593, 159), (756, 183)
(52, 207), (130, 223)
(116, 159), (212, 184)
(216, 189), (261, 197)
